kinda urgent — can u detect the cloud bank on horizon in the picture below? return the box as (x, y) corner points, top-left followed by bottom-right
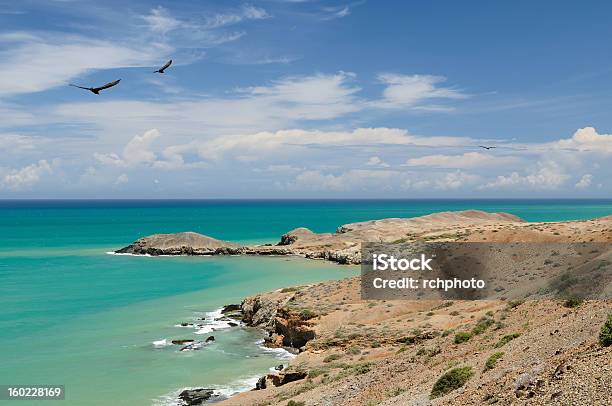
(1, 0), (611, 198)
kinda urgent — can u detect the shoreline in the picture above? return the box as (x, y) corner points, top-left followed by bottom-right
(131, 210), (611, 405)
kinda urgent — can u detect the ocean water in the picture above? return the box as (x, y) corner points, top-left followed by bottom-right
(1, 199), (611, 405)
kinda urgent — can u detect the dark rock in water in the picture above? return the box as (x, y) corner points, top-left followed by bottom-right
(179, 341), (204, 351)
(172, 339), (194, 345)
(180, 322), (193, 327)
(178, 388), (215, 405)
(255, 376), (267, 390)
(205, 336), (215, 342)
(275, 364), (284, 371)
(221, 304), (241, 314)
(228, 322), (238, 327)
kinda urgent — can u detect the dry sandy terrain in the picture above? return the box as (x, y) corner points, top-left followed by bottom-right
(214, 212), (611, 406)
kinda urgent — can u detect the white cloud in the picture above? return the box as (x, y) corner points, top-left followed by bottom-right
(321, 5), (351, 20)
(0, 4), (272, 98)
(482, 161), (569, 190)
(575, 174), (592, 189)
(553, 127), (612, 153)
(366, 156), (390, 168)
(405, 151), (517, 168)
(142, 7), (181, 34)
(291, 169), (399, 191)
(95, 129), (161, 167)
(192, 127), (470, 161)
(204, 5), (270, 29)
(52, 72), (364, 137)
(434, 171), (480, 190)
(1, 160), (52, 190)
(114, 173), (129, 185)
(0, 33), (166, 96)
(94, 128), (190, 170)
(372, 74), (467, 110)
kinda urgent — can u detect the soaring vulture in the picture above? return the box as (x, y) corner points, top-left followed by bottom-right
(154, 59), (173, 73)
(69, 79), (121, 95)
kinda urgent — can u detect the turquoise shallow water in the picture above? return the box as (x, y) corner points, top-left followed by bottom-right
(1, 199), (611, 405)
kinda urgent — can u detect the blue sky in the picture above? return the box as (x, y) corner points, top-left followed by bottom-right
(1, 0), (611, 198)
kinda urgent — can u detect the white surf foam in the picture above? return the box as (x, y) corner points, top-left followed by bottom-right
(106, 251), (153, 257)
(152, 339), (170, 348)
(191, 307), (239, 335)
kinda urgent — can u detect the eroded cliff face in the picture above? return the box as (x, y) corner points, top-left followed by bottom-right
(240, 293), (318, 351)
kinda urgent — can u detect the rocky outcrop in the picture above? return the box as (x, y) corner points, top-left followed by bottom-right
(115, 232), (242, 256)
(254, 371), (308, 390)
(239, 294), (317, 350)
(115, 211), (528, 264)
(278, 228), (315, 245)
(178, 388), (216, 405)
(271, 308), (316, 348)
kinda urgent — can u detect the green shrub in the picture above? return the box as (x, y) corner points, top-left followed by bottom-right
(430, 366), (474, 399)
(563, 296), (584, 308)
(353, 362), (372, 374)
(494, 333), (521, 348)
(308, 368), (327, 378)
(346, 346), (361, 355)
(323, 353), (342, 363)
(298, 309), (317, 319)
(454, 332), (473, 344)
(484, 352), (504, 371)
(287, 401), (305, 406)
(600, 313), (612, 347)
(472, 317), (494, 335)
(506, 299), (524, 309)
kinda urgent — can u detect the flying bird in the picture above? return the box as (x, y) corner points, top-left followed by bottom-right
(154, 59), (172, 73)
(478, 145), (497, 150)
(69, 79), (121, 95)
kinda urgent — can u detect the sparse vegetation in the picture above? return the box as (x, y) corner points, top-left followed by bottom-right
(484, 352), (504, 371)
(430, 366), (474, 399)
(323, 353), (342, 363)
(352, 362), (372, 375)
(346, 345), (361, 355)
(287, 401), (305, 406)
(600, 313), (612, 347)
(563, 296), (584, 308)
(472, 317), (494, 335)
(298, 309), (317, 319)
(387, 387), (406, 397)
(454, 332), (473, 344)
(495, 332), (521, 348)
(506, 299), (524, 309)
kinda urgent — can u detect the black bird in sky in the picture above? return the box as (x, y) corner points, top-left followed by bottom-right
(69, 79), (121, 95)
(479, 145), (496, 150)
(154, 59), (172, 73)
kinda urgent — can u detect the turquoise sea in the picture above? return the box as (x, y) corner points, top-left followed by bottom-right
(1, 199), (611, 405)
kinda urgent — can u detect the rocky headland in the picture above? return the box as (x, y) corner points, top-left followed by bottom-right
(120, 211), (612, 405)
(116, 210), (539, 264)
